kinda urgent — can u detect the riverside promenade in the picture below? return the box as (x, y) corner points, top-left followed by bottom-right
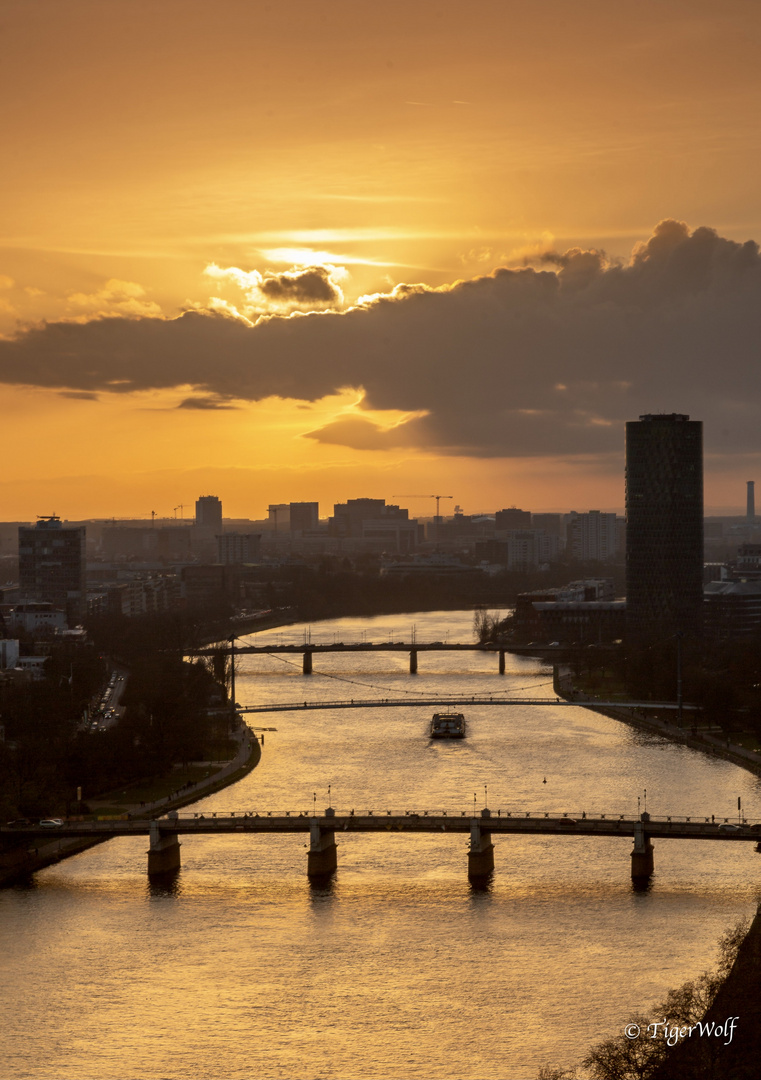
(0, 719), (261, 887)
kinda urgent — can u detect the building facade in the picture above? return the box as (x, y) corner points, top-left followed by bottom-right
(625, 413), (703, 643)
(18, 516), (86, 623)
(566, 510), (619, 562)
(288, 502), (319, 533)
(195, 496), (223, 531)
(217, 533), (262, 564)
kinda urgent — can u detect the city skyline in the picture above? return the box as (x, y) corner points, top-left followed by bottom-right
(3, 3), (761, 518)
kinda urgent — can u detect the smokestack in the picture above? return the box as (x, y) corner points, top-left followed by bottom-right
(747, 481), (755, 520)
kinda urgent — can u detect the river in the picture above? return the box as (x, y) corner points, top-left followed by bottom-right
(2, 609), (761, 1079)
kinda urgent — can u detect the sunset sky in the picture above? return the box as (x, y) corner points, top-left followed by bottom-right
(3, 0), (761, 519)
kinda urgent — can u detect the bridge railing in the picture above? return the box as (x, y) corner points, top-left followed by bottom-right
(238, 696), (697, 713)
(161, 808), (749, 824)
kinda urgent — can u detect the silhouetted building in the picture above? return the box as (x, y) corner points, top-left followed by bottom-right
(625, 414), (703, 643)
(476, 530), (559, 568)
(567, 510), (619, 562)
(329, 499), (418, 552)
(268, 503), (289, 530)
(495, 507), (532, 531)
(196, 495), (223, 531)
(217, 533), (261, 564)
(748, 481), (755, 520)
(704, 579), (761, 638)
(102, 525), (192, 562)
(532, 513), (565, 544)
(514, 580), (620, 643)
(289, 502), (319, 532)
(18, 516), (86, 623)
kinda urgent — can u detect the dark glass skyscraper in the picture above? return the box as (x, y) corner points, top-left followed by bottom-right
(625, 414), (703, 643)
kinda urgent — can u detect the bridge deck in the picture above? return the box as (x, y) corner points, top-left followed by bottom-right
(237, 697), (696, 714)
(5, 813), (756, 841)
(196, 643), (524, 655)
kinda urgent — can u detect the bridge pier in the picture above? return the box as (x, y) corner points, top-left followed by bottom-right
(631, 819), (654, 880)
(499, 650), (505, 675)
(409, 649), (418, 674)
(148, 818), (181, 875)
(303, 649), (313, 675)
(308, 810), (337, 876)
(468, 811), (494, 878)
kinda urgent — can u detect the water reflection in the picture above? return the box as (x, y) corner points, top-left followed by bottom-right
(147, 868), (182, 899)
(6, 610), (761, 1080)
(468, 872), (495, 897)
(308, 874), (338, 902)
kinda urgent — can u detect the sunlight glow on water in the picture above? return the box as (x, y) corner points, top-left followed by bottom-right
(2, 611), (761, 1079)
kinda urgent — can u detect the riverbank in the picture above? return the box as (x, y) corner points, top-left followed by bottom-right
(554, 664), (761, 782)
(649, 903), (761, 1080)
(554, 666), (761, 1078)
(0, 719), (262, 887)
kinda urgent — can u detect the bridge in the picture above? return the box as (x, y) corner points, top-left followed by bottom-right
(5, 809), (755, 881)
(192, 640), (576, 674)
(236, 695), (696, 714)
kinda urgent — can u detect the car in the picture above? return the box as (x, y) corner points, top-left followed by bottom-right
(718, 823), (741, 832)
(39, 818), (64, 828)
(5, 819), (31, 827)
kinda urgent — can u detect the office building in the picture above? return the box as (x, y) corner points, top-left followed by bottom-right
(18, 516), (86, 623)
(625, 413), (703, 643)
(195, 495), (223, 531)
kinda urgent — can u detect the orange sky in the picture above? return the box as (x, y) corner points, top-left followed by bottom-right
(2, 0), (761, 519)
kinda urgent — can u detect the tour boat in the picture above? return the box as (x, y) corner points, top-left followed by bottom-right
(429, 712), (466, 739)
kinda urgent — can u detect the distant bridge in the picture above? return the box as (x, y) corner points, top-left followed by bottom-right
(5, 809), (752, 881)
(236, 696), (697, 715)
(191, 640), (577, 674)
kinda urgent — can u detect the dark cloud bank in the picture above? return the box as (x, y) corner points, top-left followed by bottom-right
(3, 219), (761, 460)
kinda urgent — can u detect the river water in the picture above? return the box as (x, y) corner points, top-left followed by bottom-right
(3, 610), (761, 1080)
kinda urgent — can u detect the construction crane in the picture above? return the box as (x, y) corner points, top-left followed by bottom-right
(174, 504), (187, 520)
(392, 494), (453, 547)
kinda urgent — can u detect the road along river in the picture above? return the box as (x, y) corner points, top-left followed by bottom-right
(2, 609), (761, 1080)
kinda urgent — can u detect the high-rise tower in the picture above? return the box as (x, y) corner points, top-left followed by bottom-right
(18, 515), (86, 624)
(747, 480), (755, 521)
(625, 414), (703, 643)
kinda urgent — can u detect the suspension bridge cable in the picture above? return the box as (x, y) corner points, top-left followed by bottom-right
(256, 650), (554, 698)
